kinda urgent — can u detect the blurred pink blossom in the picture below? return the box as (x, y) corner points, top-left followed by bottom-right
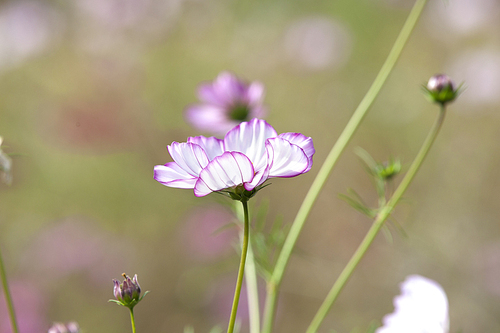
(0, 1), (63, 70)
(284, 17), (352, 71)
(184, 72), (267, 136)
(22, 217), (134, 285)
(475, 243), (500, 297)
(0, 280), (46, 333)
(48, 322), (80, 333)
(74, 0), (182, 55)
(180, 206), (237, 261)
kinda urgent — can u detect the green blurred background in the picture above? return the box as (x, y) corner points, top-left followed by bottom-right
(1, 0), (499, 331)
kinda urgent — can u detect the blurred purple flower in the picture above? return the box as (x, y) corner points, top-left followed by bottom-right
(284, 17), (352, 71)
(0, 1), (63, 70)
(21, 217), (134, 285)
(48, 322), (80, 333)
(154, 118), (314, 197)
(377, 275), (449, 333)
(0, 281), (46, 333)
(180, 206), (236, 261)
(185, 72), (267, 136)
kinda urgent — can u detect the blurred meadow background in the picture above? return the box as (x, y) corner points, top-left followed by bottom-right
(1, 0), (500, 332)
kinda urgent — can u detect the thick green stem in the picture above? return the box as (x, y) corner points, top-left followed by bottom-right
(235, 201), (260, 333)
(261, 0), (429, 331)
(306, 107), (447, 333)
(227, 200), (250, 333)
(0, 247), (19, 333)
(129, 308), (136, 333)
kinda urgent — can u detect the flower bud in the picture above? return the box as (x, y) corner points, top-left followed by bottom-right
(110, 273), (148, 309)
(48, 322), (80, 333)
(374, 158), (401, 181)
(423, 74), (461, 106)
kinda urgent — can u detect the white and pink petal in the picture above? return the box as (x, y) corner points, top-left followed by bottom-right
(224, 118), (277, 168)
(167, 142), (209, 177)
(187, 136), (225, 161)
(266, 137), (309, 178)
(279, 132), (315, 172)
(154, 162), (198, 189)
(194, 152), (255, 197)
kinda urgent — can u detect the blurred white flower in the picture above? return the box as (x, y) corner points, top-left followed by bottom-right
(377, 275), (449, 333)
(76, 0), (182, 31)
(74, 0), (182, 55)
(447, 49), (500, 108)
(426, 0), (499, 39)
(284, 17), (352, 71)
(0, 1), (62, 70)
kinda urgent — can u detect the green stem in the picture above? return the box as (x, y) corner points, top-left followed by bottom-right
(227, 200), (250, 333)
(306, 106), (447, 333)
(0, 247), (19, 333)
(235, 202), (260, 333)
(261, 0), (428, 331)
(244, 239), (260, 333)
(129, 308), (136, 333)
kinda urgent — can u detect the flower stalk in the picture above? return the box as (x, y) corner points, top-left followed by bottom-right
(235, 201), (260, 333)
(227, 200), (250, 333)
(129, 308), (137, 333)
(0, 247), (19, 333)
(261, 0), (429, 331)
(305, 105), (447, 333)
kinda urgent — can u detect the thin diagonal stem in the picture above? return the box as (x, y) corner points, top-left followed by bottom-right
(227, 200), (250, 333)
(306, 106), (447, 333)
(0, 248), (19, 333)
(261, 0), (428, 331)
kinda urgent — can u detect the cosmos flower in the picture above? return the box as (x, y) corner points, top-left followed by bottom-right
(154, 118), (314, 198)
(184, 72), (267, 136)
(376, 275), (449, 333)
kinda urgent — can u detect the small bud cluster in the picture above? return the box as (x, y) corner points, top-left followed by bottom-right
(48, 322), (80, 333)
(374, 158), (402, 181)
(423, 74), (461, 106)
(110, 273), (148, 310)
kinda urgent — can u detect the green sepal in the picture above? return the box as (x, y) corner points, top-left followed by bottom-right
(108, 299), (125, 306)
(109, 291), (149, 309)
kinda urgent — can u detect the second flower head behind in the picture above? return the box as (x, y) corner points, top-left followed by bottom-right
(154, 119), (314, 200)
(184, 72), (267, 136)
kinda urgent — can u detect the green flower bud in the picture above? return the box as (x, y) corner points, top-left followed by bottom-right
(374, 158), (402, 181)
(422, 74), (461, 106)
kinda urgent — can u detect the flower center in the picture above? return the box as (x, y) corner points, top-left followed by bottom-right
(229, 105), (250, 121)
